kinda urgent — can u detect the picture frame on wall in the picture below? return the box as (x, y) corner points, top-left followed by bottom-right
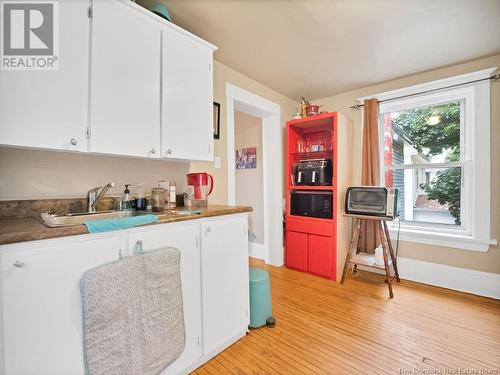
(236, 147), (257, 169)
(213, 102), (220, 139)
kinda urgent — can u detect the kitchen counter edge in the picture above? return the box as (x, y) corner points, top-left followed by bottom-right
(0, 205), (253, 245)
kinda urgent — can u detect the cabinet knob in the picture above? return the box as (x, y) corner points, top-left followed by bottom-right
(13, 260), (24, 268)
(150, 148), (156, 155)
(166, 148), (172, 156)
(205, 227), (211, 234)
(70, 138), (77, 146)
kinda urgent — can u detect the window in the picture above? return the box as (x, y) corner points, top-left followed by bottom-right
(358, 68), (496, 251)
(381, 99), (464, 228)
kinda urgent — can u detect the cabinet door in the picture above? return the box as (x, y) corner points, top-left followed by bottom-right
(162, 28), (214, 161)
(128, 224), (202, 374)
(90, 1), (161, 158)
(308, 234), (334, 279)
(0, 237), (121, 375)
(0, 0), (88, 151)
(201, 216), (249, 355)
(285, 231), (308, 271)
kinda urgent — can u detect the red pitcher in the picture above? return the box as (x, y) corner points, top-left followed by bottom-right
(187, 172), (214, 201)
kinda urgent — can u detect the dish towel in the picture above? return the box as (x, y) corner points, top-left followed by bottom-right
(80, 248), (185, 375)
(84, 214), (158, 233)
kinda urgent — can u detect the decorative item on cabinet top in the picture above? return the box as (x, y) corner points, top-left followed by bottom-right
(149, 3), (173, 22)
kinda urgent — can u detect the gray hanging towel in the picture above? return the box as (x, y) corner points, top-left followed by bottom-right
(80, 248), (185, 375)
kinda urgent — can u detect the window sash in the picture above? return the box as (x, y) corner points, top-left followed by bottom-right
(385, 162), (463, 170)
(378, 93), (469, 234)
(385, 164), (466, 231)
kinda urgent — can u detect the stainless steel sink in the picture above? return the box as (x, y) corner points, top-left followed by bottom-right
(41, 210), (150, 227)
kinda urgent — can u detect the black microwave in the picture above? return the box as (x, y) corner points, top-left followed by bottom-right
(345, 186), (398, 218)
(290, 191), (332, 219)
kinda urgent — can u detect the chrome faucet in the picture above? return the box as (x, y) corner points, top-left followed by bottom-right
(87, 182), (116, 213)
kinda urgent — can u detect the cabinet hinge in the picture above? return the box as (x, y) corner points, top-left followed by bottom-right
(209, 63), (211, 72)
(86, 126), (91, 139)
(208, 143), (211, 153)
(197, 336), (201, 348)
(88, 6), (93, 18)
(195, 235), (199, 248)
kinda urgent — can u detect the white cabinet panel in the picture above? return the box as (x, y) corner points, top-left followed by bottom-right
(162, 29), (214, 161)
(201, 216), (249, 355)
(90, 1), (161, 158)
(128, 224), (202, 375)
(0, 236), (121, 375)
(0, 0), (89, 151)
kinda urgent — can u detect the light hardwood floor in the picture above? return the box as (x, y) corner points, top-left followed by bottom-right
(194, 258), (500, 374)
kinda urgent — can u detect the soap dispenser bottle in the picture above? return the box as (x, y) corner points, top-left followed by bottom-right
(119, 184), (134, 211)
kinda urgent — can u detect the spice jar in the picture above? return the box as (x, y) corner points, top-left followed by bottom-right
(151, 187), (166, 212)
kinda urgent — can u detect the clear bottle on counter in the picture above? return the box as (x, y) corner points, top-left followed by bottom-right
(135, 187), (147, 211)
(151, 187), (166, 212)
(169, 182), (176, 209)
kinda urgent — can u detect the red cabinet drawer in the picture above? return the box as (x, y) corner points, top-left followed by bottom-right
(308, 234), (335, 279)
(286, 215), (333, 237)
(285, 231), (308, 271)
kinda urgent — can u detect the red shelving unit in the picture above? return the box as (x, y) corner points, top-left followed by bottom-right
(285, 112), (352, 281)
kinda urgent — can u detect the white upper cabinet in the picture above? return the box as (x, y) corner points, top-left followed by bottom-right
(162, 28), (214, 161)
(89, 1), (161, 158)
(0, 0), (216, 161)
(0, 0), (89, 152)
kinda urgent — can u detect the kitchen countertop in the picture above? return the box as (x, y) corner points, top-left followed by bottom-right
(0, 205), (252, 245)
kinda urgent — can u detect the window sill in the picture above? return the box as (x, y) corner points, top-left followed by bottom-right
(387, 226), (497, 252)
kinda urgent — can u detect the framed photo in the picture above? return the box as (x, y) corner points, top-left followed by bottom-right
(236, 147), (257, 169)
(213, 102), (220, 139)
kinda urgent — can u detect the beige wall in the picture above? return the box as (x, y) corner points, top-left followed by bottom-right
(190, 60), (298, 205)
(315, 54), (500, 274)
(234, 111), (264, 244)
(0, 147), (189, 199)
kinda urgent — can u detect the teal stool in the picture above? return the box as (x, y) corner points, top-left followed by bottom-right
(249, 267), (275, 328)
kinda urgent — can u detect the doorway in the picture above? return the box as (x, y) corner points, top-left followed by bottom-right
(234, 111), (265, 257)
(226, 83), (283, 266)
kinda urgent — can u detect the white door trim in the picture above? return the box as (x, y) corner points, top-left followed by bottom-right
(226, 83), (283, 266)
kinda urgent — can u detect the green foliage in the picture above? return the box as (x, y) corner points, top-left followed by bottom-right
(394, 102), (460, 157)
(393, 102), (461, 224)
(421, 168), (461, 225)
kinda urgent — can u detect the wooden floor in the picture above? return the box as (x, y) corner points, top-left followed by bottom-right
(194, 258), (500, 374)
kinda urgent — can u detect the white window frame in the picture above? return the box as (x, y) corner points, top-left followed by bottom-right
(357, 68), (497, 252)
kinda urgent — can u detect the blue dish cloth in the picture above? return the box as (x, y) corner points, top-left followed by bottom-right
(84, 214), (158, 233)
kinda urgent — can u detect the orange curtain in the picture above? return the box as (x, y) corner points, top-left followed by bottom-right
(359, 98), (380, 254)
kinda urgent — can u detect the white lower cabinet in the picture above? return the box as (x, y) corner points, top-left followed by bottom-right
(0, 236), (122, 375)
(201, 216), (249, 356)
(128, 223), (202, 375)
(0, 214), (249, 375)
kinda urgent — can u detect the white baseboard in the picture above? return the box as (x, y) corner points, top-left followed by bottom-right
(249, 242), (267, 261)
(356, 257), (500, 299)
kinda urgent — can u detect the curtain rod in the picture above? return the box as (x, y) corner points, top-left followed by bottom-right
(349, 73), (500, 110)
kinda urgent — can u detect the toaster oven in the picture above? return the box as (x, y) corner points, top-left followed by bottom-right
(345, 186), (398, 218)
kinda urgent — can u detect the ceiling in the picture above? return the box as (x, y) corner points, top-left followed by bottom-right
(138, 0), (500, 100)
